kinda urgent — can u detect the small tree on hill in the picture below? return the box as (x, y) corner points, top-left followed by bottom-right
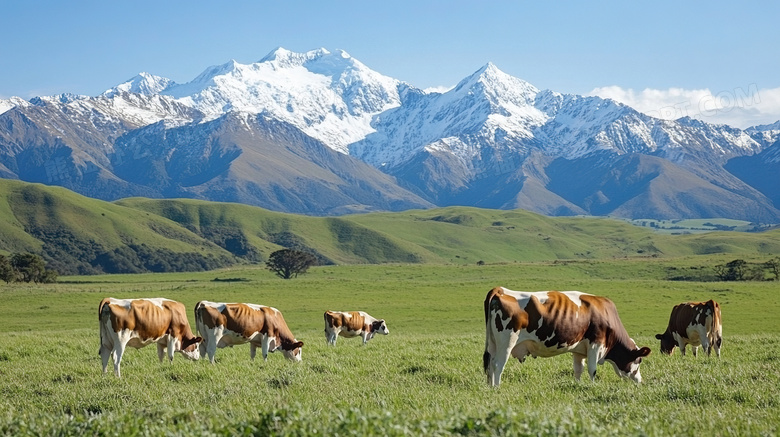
(0, 255), (14, 283)
(11, 253), (47, 283)
(266, 249), (317, 279)
(714, 259), (748, 281)
(765, 257), (780, 281)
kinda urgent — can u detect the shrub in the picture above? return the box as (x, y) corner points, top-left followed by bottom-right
(266, 249), (318, 279)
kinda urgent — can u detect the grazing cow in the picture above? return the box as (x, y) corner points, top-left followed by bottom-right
(98, 298), (202, 377)
(194, 301), (303, 363)
(655, 300), (722, 357)
(484, 287), (651, 386)
(323, 311), (389, 345)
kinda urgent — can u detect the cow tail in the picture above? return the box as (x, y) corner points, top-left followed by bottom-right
(194, 301), (204, 336)
(483, 287), (501, 374)
(709, 300), (722, 345)
(98, 298), (110, 356)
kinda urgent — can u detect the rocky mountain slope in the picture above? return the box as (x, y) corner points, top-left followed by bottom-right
(1, 47), (778, 220)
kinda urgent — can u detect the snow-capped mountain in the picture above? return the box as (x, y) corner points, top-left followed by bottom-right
(150, 47), (402, 154)
(0, 47), (778, 220)
(103, 72), (176, 98)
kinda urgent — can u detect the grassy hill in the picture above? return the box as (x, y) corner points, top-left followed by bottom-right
(2, 179), (780, 275)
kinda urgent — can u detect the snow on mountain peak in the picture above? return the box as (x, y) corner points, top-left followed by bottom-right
(452, 62), (539, 107)
(259, 47), (332, 67)
(0, 96), (29, 115)
(103, 72), (175, 97)
(153, 48), (402, 153)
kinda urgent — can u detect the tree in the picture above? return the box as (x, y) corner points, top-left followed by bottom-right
(265, 249), (317, 279)
(11, 253), (47, 283)
(0, 255), (14, 283)
(714, 259), (748, 281)
(766, 257), (780, 281)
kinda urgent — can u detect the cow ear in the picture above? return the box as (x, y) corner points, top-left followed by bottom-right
(294, 341), (304, 348)
(638, 346), (651, 357)
(655, 334), (663, 340)
(194, 336), (203, 344)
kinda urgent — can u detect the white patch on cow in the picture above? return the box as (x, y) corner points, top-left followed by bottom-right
(108, 297), (170, 309)
(199, 300), (227, 312)
(498, 288), (590, 307)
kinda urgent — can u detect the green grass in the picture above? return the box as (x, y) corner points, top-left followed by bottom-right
(1, 261), (778, 435)
(5, 179), (780, 271)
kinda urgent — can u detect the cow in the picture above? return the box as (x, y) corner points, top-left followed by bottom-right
(655, 300), (722, 357)
(98, 297), (202, 377)
(323, 311), (389, 345)
(194, 301), (303, 363)
(483, 287), (651, 386)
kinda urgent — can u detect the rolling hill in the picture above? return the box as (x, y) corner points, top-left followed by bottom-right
(1, 179), (779, 275)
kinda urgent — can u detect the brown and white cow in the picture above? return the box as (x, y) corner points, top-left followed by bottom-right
(98, 298), (202, 377)
(656, 300), (722, 357)
(194, 301), (303, 363)
(323, 311), (389, 345)
(484, 287), (651, 386)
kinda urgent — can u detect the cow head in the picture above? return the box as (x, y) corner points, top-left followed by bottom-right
(607, 343), (651, 383)
(655, 332), (676, 355)
(372, 320), (389, 335)
(281, 340), (304, 363)
(179, 336), (203, 361)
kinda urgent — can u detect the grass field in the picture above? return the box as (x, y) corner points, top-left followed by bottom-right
(1, 260), (779, 435)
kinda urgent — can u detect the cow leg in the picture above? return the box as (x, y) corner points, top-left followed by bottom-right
(157, 343), (166, 363)
(679, 342), (687, 357)
(572, 354), (586, 381)
(166, 337), (177, 363)
(325, 329), (336, 346)
(714, 336), (722, 358)
(489, 347), (511, 387)
(250, 343), (258, 361)
(692, 346), (699, 357)
(699, 328), (711, 357)
(100, 347), (111, 374)
(361, 332), (369, 345)
(112, 343), (126, 377)
(99, 341), (112, 374)
(261, 336), (271, 361)
(587, 342), (607, 381)
(489, 336), (527, 387)
(207, 328), (223, 364)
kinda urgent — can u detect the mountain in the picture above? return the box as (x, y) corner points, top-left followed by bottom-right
(1, 47), (779, 220)
(110, 112), (433, 214)
(725, 138), (780, 216)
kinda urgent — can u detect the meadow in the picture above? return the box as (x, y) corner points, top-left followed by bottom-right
(0, 259), (778, 436)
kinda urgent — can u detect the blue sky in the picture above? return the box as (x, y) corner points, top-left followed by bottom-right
(2, 1), (778, 127)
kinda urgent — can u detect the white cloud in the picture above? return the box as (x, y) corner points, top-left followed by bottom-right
(588, 85), (780, 129)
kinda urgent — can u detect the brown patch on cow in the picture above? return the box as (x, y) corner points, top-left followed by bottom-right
(524, 292), (590, 348)
(107, 299), (170, 340)
(197, 303), (226, 330)
(325, 311), (367, 333)
(164, 300), (201, 345)
(105, 299), (200, 345)
(324, 311), (342, 329)
(488, 290), (528, 333)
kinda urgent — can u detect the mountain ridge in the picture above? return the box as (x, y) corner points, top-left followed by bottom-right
(1, 47), (779, 221)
